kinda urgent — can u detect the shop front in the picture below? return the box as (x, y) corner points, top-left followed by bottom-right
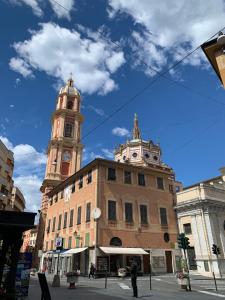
(98, 247), (148, 276)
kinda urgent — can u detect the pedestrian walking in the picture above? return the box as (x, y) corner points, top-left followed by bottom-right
(130, 259), (138, 298)
(89, 263), (96, 279)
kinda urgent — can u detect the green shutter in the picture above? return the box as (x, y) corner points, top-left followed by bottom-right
(85, 233), (90, 246)
(76, 237), (80, 248)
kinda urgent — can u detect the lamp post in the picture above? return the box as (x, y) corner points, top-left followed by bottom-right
(52, 237), (62, 287)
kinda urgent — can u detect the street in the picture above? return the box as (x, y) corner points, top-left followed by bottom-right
(28, 273), (225, 299)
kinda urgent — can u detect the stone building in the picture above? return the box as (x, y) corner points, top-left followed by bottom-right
(40, 110), (181, 275)
(11, 186), (26, 212)
(0, 139), (14, 210)
(21, 225), (38, 253)
(176, 168), (225, 276)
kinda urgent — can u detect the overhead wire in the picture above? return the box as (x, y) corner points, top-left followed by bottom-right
(50, 0), (225, 144)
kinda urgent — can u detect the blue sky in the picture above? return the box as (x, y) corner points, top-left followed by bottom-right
(1, 0), (225, 212)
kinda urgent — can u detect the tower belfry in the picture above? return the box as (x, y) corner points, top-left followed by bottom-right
(40, 78), (84, 209)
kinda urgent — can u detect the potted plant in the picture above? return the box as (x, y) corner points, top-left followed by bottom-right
(118, 268), (126, 278)
(176, 272), (189, 290)
(66, 271), (80, 289)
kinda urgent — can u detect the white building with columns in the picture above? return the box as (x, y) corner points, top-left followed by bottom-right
(175, 167), (225, 276)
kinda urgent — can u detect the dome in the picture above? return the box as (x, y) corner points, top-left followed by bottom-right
(59, 78), (80, 96)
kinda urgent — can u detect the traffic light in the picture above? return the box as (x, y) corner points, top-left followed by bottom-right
(212, 244), (221, 255)
(177, 233), (185, 249)
(184, 237), (190, 249)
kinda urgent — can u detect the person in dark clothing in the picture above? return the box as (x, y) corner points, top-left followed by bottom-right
(89, 263), (96, 279)
(130, 259), (138, 298)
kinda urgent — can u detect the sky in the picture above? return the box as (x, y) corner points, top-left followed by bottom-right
(1, 0), (225, 213)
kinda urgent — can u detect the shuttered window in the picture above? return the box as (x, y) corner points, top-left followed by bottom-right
(52, 217), (56, 232)
(108, 200), (116, 221)
(69, 209), (74, 227)
(138, 173), (145, 186)
(160, 208), (168, 225)
(86, 203), (91, 222)
(77, 206), (81, 225)
(125, 202), (133, 222)
(58, 214), (62, 230)
(140, 205), (148, 224)
(63, 212), (68, 228)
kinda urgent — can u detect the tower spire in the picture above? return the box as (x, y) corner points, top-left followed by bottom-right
(132, 113), (141, 140)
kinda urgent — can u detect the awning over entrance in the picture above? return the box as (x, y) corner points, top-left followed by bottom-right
(62, 247), (88, 256)
(100, 247), (148, 255)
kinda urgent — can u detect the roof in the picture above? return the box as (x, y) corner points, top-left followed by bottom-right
(201, 37), (223, 84)
(183, 175), (222, 190)
(47, 157), (173, 197)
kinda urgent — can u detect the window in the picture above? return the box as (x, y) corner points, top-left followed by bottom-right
(60, 190), (64, 198)
(125, 202), (133, 223)
(63, 212), (68, 228)
(67, 101), (73, 109)
(52, 217), (56, 232)
(64, 123), (73, 137)
(86, 203), (91, 222)
(46, 242), (48, 251)
(69, 209), (74, 227)
(68, 236), (72, 248)
(110, 237), (122, 246)
(140, 205), (148, 224)
(176, 186), (180, 192)
(79, 176), (83, 189)
(160, 208), (168, 225)
(85, 233), (90, 246)
(108, 200), (116, 221)
(54, 195), (58, 203)
(51, 240), (54, 250)
(138, 173), (145, 186)
(108, 168), (116, 181)
(169, 185), (173, 192)
(157, 177), (164, 190)
(58, 214), (62, 230)
(77, 206), (81, 225)
(47, 219), (51, 233)
(87, 170), (92, 184)
(183, 223), (192, 234)
(124, 171), (132, 184)
(72, 182), (75, 193)
(164, 232), (170, 243)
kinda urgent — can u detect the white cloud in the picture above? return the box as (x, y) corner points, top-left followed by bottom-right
(88, 105), (107, 117)
(82, 148), (102, 162)
(14, 175), (42, 212)
(112, 126), (130, 137)
(108, 0), (225, 74)
(9, 0), (43, 17)
(9, 23), (125, 95)
(0, 136), (46, 213)
(9, 58), (33, 78)
(48, 0), (75, 19)
(101, 148), (114, 159)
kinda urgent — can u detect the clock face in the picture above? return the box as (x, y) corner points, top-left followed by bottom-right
(132, 152), (138, 158)
(63, 151), (71, 162)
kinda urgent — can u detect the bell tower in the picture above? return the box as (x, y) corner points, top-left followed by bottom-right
(41, 78), (84, 209)
(34, 78), (84, 267)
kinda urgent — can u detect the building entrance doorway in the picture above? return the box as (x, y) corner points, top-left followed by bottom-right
(187, 247), (197, 270)
(165, 251), (173, 273)
(110, 255), (123, 274)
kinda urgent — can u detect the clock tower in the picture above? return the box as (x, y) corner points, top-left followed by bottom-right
(41, 77), (84, 208)
(34, 78), (84, 266)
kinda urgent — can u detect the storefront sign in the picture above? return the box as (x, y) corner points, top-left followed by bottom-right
(15, 252), (32, 297)
(97, 256), (109, 272)
(55, 237), (63, 248)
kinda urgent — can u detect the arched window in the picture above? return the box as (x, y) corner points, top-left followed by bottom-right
(110, 237), (122, 247)
(64, 123), (73, 138)
(164, 232), (170, 243)
(67, 100), (73, 109)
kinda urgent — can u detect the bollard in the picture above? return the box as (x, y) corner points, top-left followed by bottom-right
(149, 264), (152, 290)
(105, 272), (107, 289)
(213, 272), (218, 292)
